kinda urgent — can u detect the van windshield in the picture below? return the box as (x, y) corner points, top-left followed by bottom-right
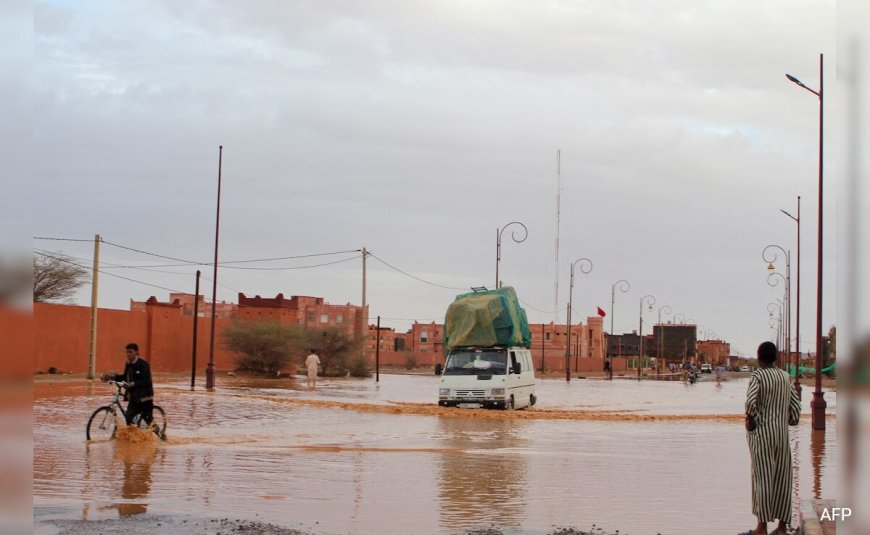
(443, 349), (507, 375)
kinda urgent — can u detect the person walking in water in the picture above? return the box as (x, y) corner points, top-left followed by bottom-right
(305, 350), (321, 389)
(739, 341), (801, 535)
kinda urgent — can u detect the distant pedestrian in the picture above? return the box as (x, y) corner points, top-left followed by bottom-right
(715, 365), (724, 386)
(739, 341), (801, 535)
(305, 350), (321, 389)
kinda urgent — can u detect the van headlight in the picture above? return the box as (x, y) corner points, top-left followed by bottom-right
(490, 388), (505, 396)
(439, 388), (450, 396)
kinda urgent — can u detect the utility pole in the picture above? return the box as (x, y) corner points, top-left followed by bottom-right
(86, 234), (101, 380)
(375, 316), (380, 382)
(361, 247), (367, 360)
(191, 270), (200, 390)
(206, 145), (223, 390)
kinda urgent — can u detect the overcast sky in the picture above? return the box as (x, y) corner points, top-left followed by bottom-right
(31, 0), (847, 357)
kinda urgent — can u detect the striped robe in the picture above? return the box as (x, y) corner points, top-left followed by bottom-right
(745, 367), (801, 523)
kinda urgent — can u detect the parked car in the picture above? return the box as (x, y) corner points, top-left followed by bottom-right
(739, 365), (751, 372)
(700, 363), (712, 374)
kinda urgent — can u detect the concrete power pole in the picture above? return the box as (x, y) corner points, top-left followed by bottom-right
(87, 234), (101, 380)
(361, 247), (367, 359)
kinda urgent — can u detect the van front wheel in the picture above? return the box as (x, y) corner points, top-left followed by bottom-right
(504, 395), (514, 411)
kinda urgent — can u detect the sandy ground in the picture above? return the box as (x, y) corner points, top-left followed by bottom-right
(35, 516), (623, 535)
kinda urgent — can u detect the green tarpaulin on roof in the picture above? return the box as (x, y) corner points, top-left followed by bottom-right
(444, 286), (531, 351)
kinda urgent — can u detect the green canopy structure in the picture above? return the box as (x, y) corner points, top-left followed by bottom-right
(785, 362), (835, 376)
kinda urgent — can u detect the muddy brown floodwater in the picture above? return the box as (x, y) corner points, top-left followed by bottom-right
(33, 373), (836, 535)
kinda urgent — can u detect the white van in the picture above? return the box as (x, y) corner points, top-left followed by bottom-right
(437, 346), (536, 410)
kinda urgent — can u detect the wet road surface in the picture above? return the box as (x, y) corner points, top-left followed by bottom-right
(33, 373), (836, 534)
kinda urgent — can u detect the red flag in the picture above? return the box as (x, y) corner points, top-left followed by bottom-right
(597, 306), (606, 317)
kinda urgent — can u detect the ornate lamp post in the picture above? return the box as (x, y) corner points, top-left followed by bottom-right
(786, 53), (825, 429)
(768, 302), (783, 356)
(565, 257), (593, 382)
(637, 294), (655, 380)
(781, 197), (802, 396)
(609, 279), (630, 380)
(764, 244), (793, 384)
(495, 222), (528, 289)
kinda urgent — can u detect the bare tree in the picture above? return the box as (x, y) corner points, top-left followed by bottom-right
(32, 253), (89, 303)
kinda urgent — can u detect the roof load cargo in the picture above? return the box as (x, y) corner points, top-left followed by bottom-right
(444, 286), (531, 351)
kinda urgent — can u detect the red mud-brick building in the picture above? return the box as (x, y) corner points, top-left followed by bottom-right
(35, 290), (623, 375)
(697, 339), (731, 366)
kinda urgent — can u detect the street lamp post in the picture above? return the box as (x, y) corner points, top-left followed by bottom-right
(674, 313), (686, 324)
(768, 269), (790, 365)
(495, 222), (528, 289)
(609, 279), (630, 380)
(565, 257), (593, 382)
(637, 295), (655, 380)
(781, 197), (802, 398)
(206, 145), (223, 390)
(768, 302), (783, 356)
(656, 305), (671, 378)
(763, 244), (792, 378)
(786, 53), (825, 430)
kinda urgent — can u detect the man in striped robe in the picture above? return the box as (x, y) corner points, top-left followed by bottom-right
(741, 341), (801, 534)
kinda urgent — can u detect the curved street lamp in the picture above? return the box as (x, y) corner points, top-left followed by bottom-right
(656, 305), (672, 377)
(781, 197), (802, 397)
(637, 294), (656, 380)
(565, 257), (593, 382)
(768, 301), (783, 355)
(674, 313), (686, 324)
(763, 244), (792, 369)
(608, 279), (630, 380)
(786, 53), (825, 429)
(495, 222), (528, 289)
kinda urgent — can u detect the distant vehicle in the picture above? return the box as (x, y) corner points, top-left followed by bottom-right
(700, 363), (712, 374)
(739, 365), (751, 372)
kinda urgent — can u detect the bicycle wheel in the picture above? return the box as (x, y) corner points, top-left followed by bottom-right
(146, 405), (167, 440)
(86, 406), (117, 441)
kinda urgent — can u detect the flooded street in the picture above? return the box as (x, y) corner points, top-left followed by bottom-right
(33, 373), (836, 535)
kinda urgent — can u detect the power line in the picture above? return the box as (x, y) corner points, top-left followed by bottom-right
(34, 250), (185, 294)
(33, 236), (93, 242)
(519, 298), (557, 315)
(101, 239), (201, 265)
(366, 251), (468, 291)
(223, 254), (360, 271)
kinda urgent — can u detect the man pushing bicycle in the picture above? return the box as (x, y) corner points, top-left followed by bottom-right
(100, 342), (154, 426)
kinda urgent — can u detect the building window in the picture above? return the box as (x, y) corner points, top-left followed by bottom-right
(545, 332), (551, 341)
(420, 331), (429, 343)
(306, 313), (315, 322)
(336, 314), (343, 324)
(320, 314), (328, 323)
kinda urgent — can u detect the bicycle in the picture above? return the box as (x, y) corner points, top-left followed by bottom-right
(86, 380), (167, 441)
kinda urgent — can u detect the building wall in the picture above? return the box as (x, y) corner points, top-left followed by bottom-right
(697, 339), (731, 365)
(35, 300), (638, 375)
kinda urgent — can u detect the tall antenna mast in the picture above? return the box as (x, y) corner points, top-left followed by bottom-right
(554, 149), (561, 317)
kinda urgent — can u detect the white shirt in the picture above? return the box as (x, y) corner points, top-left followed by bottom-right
(305, 354), (321, 369)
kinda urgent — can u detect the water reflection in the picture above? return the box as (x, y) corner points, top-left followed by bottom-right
(113, 442), (157, 516)
(811, 429), (825, 500)
(82, 438), (161, 518)
(436, 417), (529, 532)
